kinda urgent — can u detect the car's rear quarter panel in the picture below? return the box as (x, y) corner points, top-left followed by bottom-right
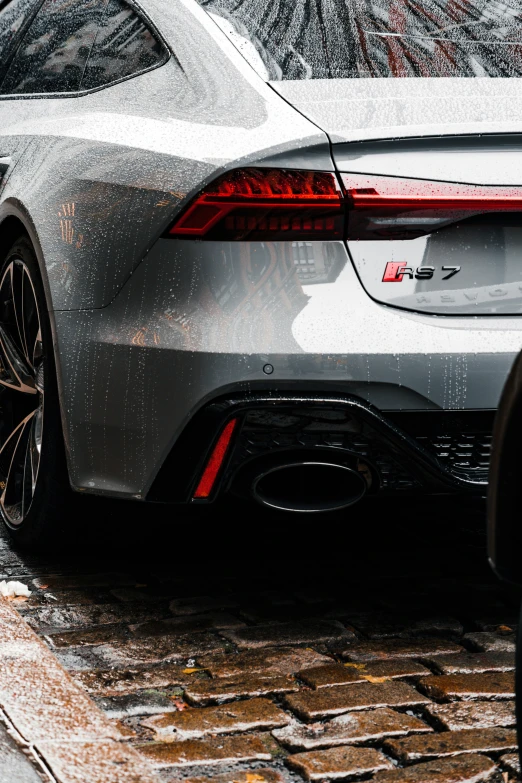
(0, 0), (327, 310)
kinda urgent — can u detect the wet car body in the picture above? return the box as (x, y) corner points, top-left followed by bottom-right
(2, 0), (522, 531)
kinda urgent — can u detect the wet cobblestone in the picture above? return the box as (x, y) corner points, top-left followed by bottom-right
(419, 672), (515, 701)
(373, 754), (497, 783)
(84, 632), (227, 666)
(286, 745), (393, 780)
(94, 691), (179, 719)
(185, 674), (300, 706)
(0, 497), (520, 783)
(197, 648), (331, 679)
(272, 709), (432, 750)
(299, 660), (431, 688)
(142, 698), (290, 741)
(284, 681), (430, 721)
(130, 613), (246, 637)
(23, 603), (170, 631)
(183, 769), (286, 783)
(221, 621), (355, 649)
(423, 652), (515, 675)
(384, 727), (518, 762)
(72, 663), (196, 696)
(341, 639), (464, 662)
(424, 701), (516, 731)
(462, 632), (516, 653)
(345, 613), (464, 640)
(138, 735), (273, 768)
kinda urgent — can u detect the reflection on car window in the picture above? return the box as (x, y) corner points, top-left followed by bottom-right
(198, 0), (522, 79)
(81, 0), (168, 90)
(1, 0), (107, 94)
(0, 0), (36, 67)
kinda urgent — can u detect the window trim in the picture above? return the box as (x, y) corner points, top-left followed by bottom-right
(0, 0), (172, 100)
(0, 0), (44, 84)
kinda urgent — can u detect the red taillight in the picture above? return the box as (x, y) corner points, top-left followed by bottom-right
(193, 418), (238, 500)
(342, 174), (522, 240)
(169, 168), (522, 244)
(169, 168), (344, 241)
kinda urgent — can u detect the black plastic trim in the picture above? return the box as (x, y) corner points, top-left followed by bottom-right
(148, 392), (489, 504)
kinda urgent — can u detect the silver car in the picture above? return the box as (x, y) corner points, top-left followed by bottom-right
(1, 0), (522, 546)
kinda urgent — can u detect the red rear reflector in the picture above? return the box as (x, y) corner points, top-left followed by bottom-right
(193, 418), (238, 499)
(342, 174), (522, 240)
(169, 168), (344, 241)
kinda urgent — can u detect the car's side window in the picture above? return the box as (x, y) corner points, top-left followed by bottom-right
(1, 0), (107, 95)
(81, 0), (168, 91)
(0, 0), (37, 74)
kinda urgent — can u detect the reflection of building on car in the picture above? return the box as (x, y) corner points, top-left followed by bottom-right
(2, 0), (522, 548)
(292, 241), (346, 285)
(174, 242), (310, 352)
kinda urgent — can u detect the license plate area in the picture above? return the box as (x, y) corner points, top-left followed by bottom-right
(349, 215), (522, 315)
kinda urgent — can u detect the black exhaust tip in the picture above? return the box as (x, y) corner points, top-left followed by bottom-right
(252, 458), (367, 513)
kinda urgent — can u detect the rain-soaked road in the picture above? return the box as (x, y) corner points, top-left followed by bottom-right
(0, 494), (520, 783)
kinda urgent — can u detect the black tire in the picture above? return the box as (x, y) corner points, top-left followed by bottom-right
(0, 235), (73, 549)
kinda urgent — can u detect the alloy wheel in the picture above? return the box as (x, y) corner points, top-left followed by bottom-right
(0, 259), (44, 527)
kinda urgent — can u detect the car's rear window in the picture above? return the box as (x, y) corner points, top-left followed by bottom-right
(197, 0), (522, 79)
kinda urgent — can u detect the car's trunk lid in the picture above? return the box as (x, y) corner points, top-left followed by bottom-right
(271, 79), (522, 317)
(270, 77), (522, 145)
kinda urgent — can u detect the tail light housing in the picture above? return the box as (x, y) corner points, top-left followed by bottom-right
(342, 174), (522, 240)
(168, 168), (522, 242)
(169, 168), (344, 241)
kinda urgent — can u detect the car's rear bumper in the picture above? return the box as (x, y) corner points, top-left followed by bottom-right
(52, 238), (522, 499)
(148, 393), (493, 507)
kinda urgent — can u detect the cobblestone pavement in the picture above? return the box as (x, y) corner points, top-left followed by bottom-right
(0, 495), (520, 783)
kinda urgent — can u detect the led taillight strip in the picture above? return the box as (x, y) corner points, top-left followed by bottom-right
(343, 174), (522, 211)
(172, 199), (339, 237)
(169, 168), (344, 240)
(168, 168), (522, 243)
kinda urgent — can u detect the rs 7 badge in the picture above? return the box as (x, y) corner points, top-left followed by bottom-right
(382, 263), (461, 282)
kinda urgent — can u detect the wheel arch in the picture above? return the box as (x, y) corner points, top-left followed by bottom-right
(0, 201), (73, 477)
(0, 201), (55, 310)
